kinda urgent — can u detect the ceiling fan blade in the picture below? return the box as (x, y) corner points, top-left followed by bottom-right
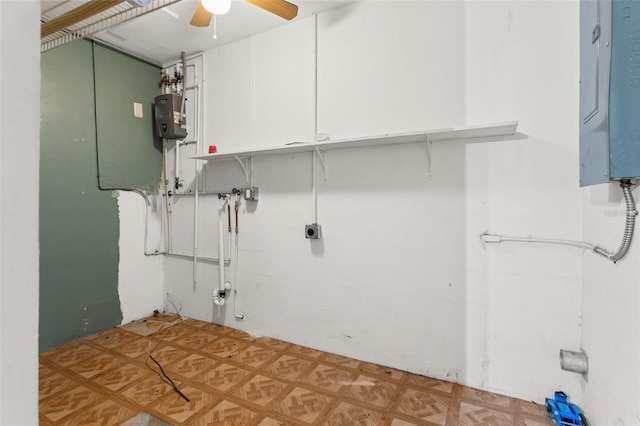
(190, 0), (213, 27)
(42, 0), (125, 38)
(244, 0), (298, 20)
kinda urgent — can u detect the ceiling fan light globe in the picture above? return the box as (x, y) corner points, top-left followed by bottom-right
(201, 0), (231, 15)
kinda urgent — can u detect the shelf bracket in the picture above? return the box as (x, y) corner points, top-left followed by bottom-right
(421, 136), (433, 178)
(313, 147), (328, 180)
(233, 155), (250, 184)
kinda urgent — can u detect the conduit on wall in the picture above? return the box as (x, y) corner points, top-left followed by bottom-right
(481, 180), (638, 263)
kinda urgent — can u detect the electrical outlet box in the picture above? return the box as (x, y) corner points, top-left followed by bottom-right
(305, 224), (322, 239)
(244, 187), (259, 201)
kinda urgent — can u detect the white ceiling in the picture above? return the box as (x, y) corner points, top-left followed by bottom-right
(92, 0), (353, 65)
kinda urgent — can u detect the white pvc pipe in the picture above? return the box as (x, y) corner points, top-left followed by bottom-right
(190, 54), (204, 285)
(233, 196), (245, 320)
(162, 138), (173, 252)
(214, 215), (226, 306)
(218, 214), (225, 293)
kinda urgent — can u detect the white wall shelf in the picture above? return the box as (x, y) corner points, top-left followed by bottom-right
(192, 121), (518, 161)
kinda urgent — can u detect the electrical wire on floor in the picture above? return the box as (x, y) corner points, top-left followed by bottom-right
(145, 315), (190, 403)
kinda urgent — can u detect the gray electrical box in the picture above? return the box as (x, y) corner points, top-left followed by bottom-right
(153, 94), (187, 140)
(580, 0), (640, 186)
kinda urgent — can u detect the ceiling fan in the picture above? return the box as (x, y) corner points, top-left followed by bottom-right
(41, 0), (298, 39)
(190, 0), (298, 27)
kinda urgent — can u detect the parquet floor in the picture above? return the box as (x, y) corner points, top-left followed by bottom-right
(39, 317), (554, 425)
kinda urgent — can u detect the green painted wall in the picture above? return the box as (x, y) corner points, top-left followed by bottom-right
(93, 44), (163, 191)
(40, 41), (161, 352)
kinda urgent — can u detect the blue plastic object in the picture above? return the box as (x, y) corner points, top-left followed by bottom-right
(545, 391), (583, 426)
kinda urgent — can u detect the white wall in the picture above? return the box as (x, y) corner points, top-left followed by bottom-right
(0, 1), (40, 424)
(162, 0), (590, 405)
(464, 1), (582, 401)
(582, 183), (640, 424)
(118, 191), (164, 324)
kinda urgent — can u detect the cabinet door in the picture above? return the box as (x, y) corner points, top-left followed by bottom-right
(579, 0), (611, 186)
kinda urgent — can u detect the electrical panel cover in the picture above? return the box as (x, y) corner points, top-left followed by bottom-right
(580, 0), (640, 186)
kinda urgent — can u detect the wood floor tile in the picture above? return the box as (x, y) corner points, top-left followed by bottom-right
(301, 362), (358, 394)
(94, 362), (153, 392)
(195, 362), (252, 392)
(171, 329), (220, 350)
(39, 384), (105, 422)
(182, 317), (208, 328)
(147, 343), (191, 365)
(324, 401), (387, 425)
(150, 384), (219, 424)
(395, 388), (451, 425)
(389, 418), (424, 425)
(518, 399), (549, 418)
(119, 375), (172, 406)
(288, 344), (325, 360)
(358, 361), (406, 382)
(55, 398), (137, 426)
(167, 353), (219, 379)
(39, 317), (553, 426)
(203, 337), (250, 359)
(232, 374), (289, 407)
(156, 322), (197, 341)
(407, 375), (455, 395)
(265, 354), (314, 381)
(67, 352), (123, 379)
(272, 386), (334, 424)
(39, 373), (79, 401)
(255, 336), (292, 351)
(87, 328), (138, 349)
(42, 343), (101, 367)
(40, 362), (55, 379)
(200, 322), (231, 335)
(342, 374), (399, 410)
(459, 401), (514, 425)
(112, 337), (153, 359)
(460, 387), (516, 410)
(324, 353), (361, 370)
(191, 399), (260, 425)
(230, 344), (278, 368)
(522, 417), (555, 426)
(255, 416), (289, 425)
(226, 328), (258, 341)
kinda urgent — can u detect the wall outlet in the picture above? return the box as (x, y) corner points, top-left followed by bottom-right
(244, 187), (259, 201)
(305, 223), (322, 239)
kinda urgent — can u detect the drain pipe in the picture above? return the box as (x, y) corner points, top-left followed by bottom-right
(233, 195), (245, 320)
(214, 198), (231, 306)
